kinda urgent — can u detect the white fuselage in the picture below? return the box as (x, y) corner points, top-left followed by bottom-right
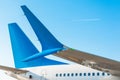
(22, 64), (120, 80)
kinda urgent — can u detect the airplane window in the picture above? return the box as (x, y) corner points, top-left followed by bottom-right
(79, 73), (82, 76)
(71, 73), (74, 76)
(107, 73), (110, 76)
(97, 73), (100, 76)
(67, 73), (70, 77)
(84, 73), (86, 76)
(88, 73), (91, 76)
(60, 73), (62, 77)
(56, 74), (58, 77)
(92, 73), (95, 76)
(75, 73), (78, 76)
(102, 72), (105, 76)
(29, 75), (32, 79)
(63, 73), (66, 77)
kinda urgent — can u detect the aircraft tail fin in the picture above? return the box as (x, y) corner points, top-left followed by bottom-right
(21, 5), (63, 51)
(8, 23), (65, 68)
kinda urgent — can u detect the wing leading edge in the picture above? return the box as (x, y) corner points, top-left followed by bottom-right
(54, 48), (120, 76)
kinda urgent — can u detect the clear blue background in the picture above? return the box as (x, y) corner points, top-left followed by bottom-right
(0, 0), (120, 68)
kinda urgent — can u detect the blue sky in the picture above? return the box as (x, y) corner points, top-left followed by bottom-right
(0, 0), (120, 67)
(0, 0), (120, 79)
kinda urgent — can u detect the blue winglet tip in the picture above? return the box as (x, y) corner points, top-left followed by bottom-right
(8, 23), (16, 27)
(21, 5), (26, 8)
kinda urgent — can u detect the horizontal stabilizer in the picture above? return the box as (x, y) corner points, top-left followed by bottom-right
(22, 48), (64, 62)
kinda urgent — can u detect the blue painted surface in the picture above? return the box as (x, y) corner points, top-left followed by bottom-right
(0, 0), (119, 69)
(21, 5), (63, 51)
(8, 23), (65, 68)
(22, 48), (64, 62)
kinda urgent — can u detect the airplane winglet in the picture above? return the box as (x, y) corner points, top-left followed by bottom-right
(8, 23), (66, 68)
(21, 5), (64, 51)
